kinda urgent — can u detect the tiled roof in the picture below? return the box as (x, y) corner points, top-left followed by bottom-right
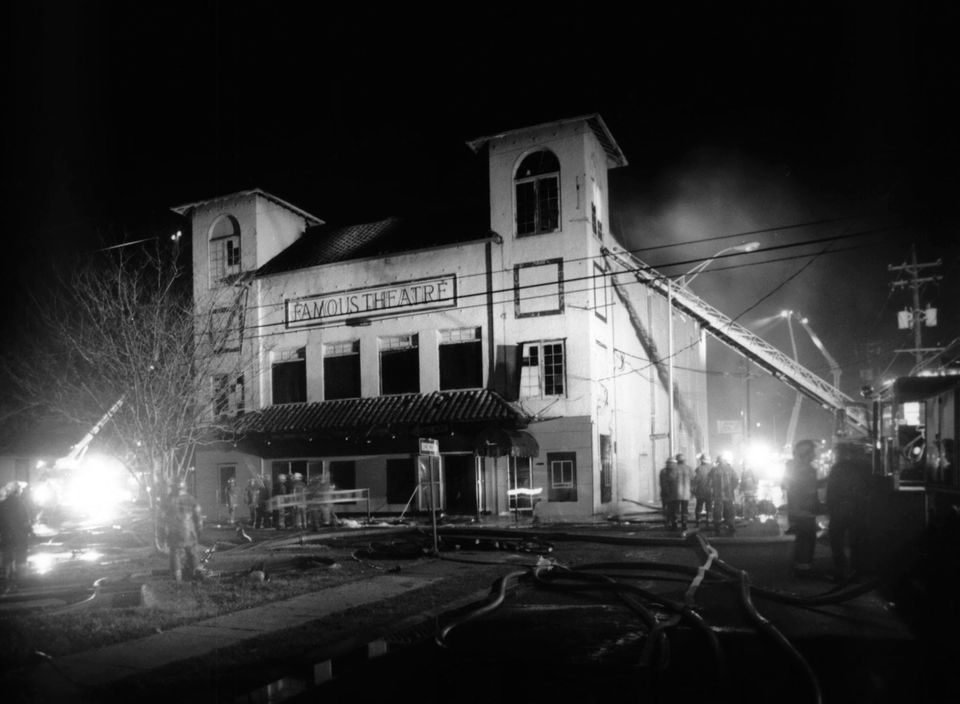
(256, 215), (494, 276)
(234, 390), (529, 436)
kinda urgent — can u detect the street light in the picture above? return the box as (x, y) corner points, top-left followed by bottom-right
(677, 241), (761, 288)
(666, 241), (760, 457)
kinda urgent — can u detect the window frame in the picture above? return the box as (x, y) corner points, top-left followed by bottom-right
(438, 327), (483, 390)
(514, 150), (561, 237)
(272, 347), (307, 404)
(323, 340), (361, 400)
(208, 215), (242, 285)
(380, 334), (420, 395)
(547, 451), (578, 502)
(519, 339), (566, 398)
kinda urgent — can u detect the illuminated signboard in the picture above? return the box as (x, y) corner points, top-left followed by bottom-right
(285, 275), (457, 328)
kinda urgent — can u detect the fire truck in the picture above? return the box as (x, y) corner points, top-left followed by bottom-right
(31, 396), (134, 527)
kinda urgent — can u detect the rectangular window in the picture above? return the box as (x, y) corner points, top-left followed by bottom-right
(520, 340), (566, 398)
(272, 348), (306, 404)
(380, 335), (419, 395)
(600, 434), (613, 503)
(324, 341), (361, 399)
(212, 374), (244, 416)
(439, 328), (482, 390)
(329, 460), (357, 490)
(516, 175), (559, 236)
(210, 236), (241, 283)
(386, 457), (416, 504)
(593, 264), (608, 322)
(520, 340), (565, 398)
(547, 452), (577, 502)
(212, 374), (230, 416)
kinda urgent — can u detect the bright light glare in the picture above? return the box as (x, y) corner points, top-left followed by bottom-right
(58, 454), (136, 523)
(745, 440), (783, 483)
(29, 552), (57, 575)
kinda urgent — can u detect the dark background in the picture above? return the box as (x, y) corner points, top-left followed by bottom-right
(5, 2), (959, 452)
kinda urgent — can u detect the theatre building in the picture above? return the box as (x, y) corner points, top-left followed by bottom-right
(175, 114), (707, 524)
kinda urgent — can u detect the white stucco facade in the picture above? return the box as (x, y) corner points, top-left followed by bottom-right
(177, 116), (708, 524)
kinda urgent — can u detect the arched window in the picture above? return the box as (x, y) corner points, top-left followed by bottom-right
(209, 215), (241, 283)
(515, 150), (560, 236)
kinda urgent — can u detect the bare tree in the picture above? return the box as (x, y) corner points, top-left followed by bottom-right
(3, 244), (248, 549)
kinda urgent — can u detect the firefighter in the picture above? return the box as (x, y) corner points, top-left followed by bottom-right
(273, 473), (288, 529)
(692, 454), (714, 527)
(244, 477), (262, 527)
(659, 458), (678, 529)
(709, 457), (739, 535)
(673, 453), (692, 531)
(165, 481), (203, 583)
(826, 443), (871, 582)
(783, 439), (823, 576)
(291, 472), (307, 530)
(223, 476), (238, 525)
(0, 482), (33, 591)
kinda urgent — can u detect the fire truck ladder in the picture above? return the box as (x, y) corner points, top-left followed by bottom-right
(601, 246), (869, 437)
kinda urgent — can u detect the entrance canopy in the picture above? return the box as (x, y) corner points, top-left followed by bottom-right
(475, 427), (539, 458)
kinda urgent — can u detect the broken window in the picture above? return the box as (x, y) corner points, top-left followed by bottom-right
(324, 340), (361, 399)
(212, 374), (244, 417)
(520, 340), (566, 398)
(380, 334), (419, 395)
(272, 348), (306, 404)
(439, 327), (482, 390)
(515, 150), (560, 236)
(209, 215), (242, 284)
(547, 451), (577, 502)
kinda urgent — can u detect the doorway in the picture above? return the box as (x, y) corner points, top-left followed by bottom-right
(444, 454), (478, 515)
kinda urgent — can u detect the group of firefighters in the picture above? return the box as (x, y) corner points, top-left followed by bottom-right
(163, 472), (340, 583)
(219, 473), (338, 532)
(659, 439), (872, 583)
(659, 452), (759, 534)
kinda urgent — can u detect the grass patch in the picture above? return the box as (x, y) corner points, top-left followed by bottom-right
(0, 556), (370, 672)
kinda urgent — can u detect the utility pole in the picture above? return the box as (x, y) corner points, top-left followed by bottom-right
(889, 244), (942, 369)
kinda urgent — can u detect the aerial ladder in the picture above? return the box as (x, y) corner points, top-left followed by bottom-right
(52, 395), (126, 471)
(601, 245), (869, 438)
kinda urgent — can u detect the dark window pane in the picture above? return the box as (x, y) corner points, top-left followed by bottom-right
(543, 342), (564, 395)
(329, 461), (356, 490)
(538, 177), (559, 231)
(386, 458), (416, 504)
(325, 354), (360, 399)
(516, 181), (537, 235)
(272, 360), (306, 404)
(381, 348), (419, 394)
(440, 341), (482, 390)
(517, 150), (560, 178)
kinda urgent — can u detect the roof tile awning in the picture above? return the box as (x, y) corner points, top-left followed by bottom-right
(233, 389), (529, 437)
(474, 427), (539, 458)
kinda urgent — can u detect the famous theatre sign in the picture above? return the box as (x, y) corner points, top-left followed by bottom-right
(285, 275), (457, 328)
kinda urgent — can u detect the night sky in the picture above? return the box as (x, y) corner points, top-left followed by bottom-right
(5, 3), (959, 451)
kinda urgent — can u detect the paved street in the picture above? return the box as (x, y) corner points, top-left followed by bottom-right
(6, 513), (941, 704)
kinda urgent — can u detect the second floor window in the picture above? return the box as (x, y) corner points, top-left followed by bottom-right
(439, 328), (482, 390)
(515, 150), (560, 236)
(520, 340), (566, 398)
(380, 334), (419, 395)
(324, 341), (360, 400)
(272, 348), (306, 404)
